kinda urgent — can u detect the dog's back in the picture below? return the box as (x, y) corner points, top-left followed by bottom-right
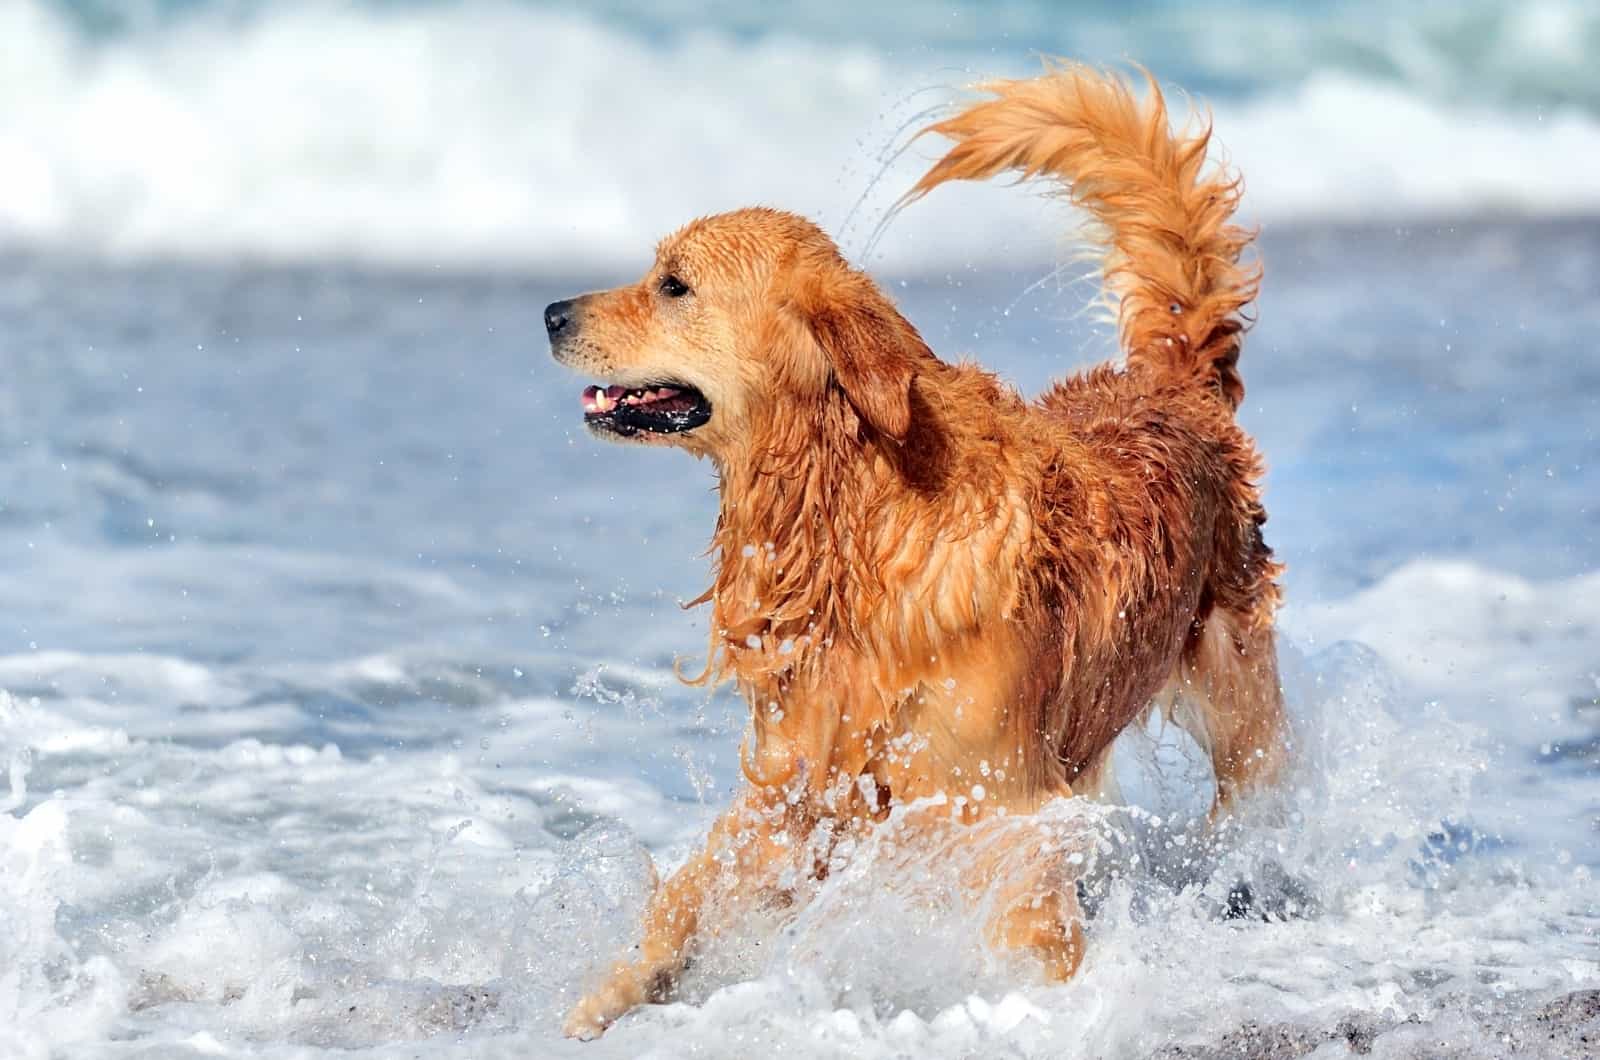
(911, 64), (1286, 809)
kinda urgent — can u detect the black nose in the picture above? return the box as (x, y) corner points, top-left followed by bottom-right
(544, 299), (574, 338)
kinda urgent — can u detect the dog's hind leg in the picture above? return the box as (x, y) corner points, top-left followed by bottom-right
(1164, 608), (1288, 820)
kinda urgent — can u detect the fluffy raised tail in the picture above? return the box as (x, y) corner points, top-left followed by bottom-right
(905, 62), (1259, 408)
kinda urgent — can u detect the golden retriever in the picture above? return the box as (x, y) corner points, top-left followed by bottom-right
(547, 63), (1287, 1039)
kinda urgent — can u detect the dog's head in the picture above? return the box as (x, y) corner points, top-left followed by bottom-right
(546, 207), (935, 460)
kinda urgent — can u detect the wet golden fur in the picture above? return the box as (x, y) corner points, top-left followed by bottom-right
(551, 63), (1287, 1039)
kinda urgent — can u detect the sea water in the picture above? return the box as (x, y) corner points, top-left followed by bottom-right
(2, 2), (1598, 1057)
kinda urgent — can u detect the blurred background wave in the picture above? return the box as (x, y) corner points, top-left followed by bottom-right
(5, 0), (1600, 271)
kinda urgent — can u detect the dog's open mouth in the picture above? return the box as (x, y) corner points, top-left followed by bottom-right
(581, 383), (712, 436)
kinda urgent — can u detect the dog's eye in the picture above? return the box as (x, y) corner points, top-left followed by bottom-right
(659, 275), (690, 298)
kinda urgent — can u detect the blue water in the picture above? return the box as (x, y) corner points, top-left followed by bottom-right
(6, 223), (1595, 667)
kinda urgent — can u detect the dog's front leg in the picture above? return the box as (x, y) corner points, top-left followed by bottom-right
(563, 787), (789, 1040)
(986, 868), (1085, 981)
(979, 785), (1088, 982)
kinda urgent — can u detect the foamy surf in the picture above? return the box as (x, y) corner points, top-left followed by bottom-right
(2, 556), (1596, 1057)
(3, 0), (1600, 272)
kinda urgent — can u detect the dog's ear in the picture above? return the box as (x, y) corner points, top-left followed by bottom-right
(796, 270), (933, 442)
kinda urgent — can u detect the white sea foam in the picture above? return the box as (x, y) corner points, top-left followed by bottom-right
(1285, 560), (1600, 713)
(3, 1), (1600, 273)
(1, 560), (1595, 1056)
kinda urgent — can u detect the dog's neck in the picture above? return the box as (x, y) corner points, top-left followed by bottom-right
(697, 375), (962, 668)
(701, 393), (887, 661)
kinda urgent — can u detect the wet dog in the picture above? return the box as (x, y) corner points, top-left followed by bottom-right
(547, 63), (1286, 1039)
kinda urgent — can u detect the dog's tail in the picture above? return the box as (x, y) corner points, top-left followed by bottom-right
(904, 62), (1258, 408)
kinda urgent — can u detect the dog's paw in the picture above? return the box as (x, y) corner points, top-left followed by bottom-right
(564, 981), (642, 1042)
(562, 997), (612, 1041)
(562, 953), (674, 1040)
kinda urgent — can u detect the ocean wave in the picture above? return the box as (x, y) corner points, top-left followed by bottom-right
(3, 0), (1599, 271)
